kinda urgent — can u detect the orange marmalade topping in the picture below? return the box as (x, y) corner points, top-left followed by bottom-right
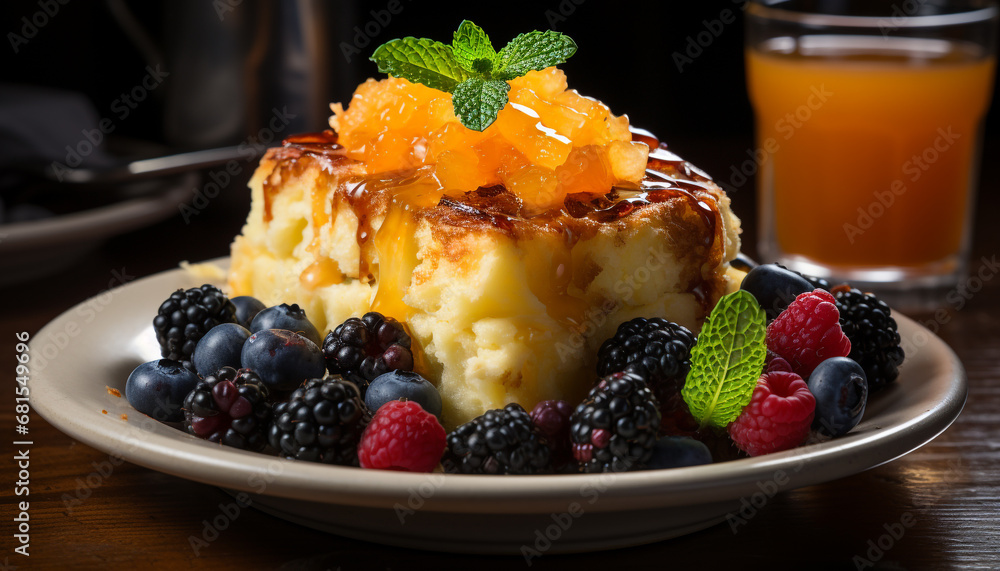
(329, 68), (649, 212)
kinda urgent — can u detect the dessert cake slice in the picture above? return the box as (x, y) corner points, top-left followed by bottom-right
(229, 68), (743, 427)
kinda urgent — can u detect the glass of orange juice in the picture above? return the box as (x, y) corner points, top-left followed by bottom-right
(746, 0), (997, 310)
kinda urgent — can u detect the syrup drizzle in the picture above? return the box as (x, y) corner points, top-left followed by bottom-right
(262, 130), (349, 222)
(262, 128), (726, 326)
(343, 178), (376, 283)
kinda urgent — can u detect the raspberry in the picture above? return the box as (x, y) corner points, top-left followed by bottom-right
(765, 350), (793, 373)
(766, 289), (851, 378)
(728, 371), (815, 456)
(359, 400), (446, 472)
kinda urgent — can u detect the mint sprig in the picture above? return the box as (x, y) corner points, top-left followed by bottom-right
(370, 37), (469, 92)
(370, 21), (577, 131)
(452, 20), (497, 73)
(452, 78), (511, 132)
(495, 30), (579, 81)
(681, 290), (767, 430)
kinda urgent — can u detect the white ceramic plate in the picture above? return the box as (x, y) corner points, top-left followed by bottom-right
(29, 260), (967, 554)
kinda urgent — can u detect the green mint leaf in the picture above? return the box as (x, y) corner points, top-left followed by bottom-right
(371, 37), (469, 92)
(452, 20), (497, 74)
(472, 58), (494, 75)
(451, 77), (510, 131)
(495, 30), (577, 81)
(371, 24), (577, 132)
(681, 290), (767, 430)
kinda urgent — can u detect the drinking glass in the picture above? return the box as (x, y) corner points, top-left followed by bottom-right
(746, 0), (997, 310)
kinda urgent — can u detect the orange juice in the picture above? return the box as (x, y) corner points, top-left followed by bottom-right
(747, 37), (995, 268)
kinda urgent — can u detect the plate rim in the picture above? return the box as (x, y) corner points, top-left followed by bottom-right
(28, 259), (968, 515)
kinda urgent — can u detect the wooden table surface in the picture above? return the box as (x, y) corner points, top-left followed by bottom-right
(2, 136), (998, 570)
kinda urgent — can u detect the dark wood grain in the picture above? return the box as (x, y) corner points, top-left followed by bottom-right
(2, 136), (998, 571)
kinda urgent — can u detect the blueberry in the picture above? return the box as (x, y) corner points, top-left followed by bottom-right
(250, 303), (322, 346)
(241, 329), (326, 391)
(740, 263), (815, 320)
(646, 436), (713, 470)
(192, 323), (251, 377)
(231, 296), (267, 328)
(808, 357), (868, 437)
(125, 359), (200, 422)
(730, 253), (759, 273)
(365, 370), (442, 418)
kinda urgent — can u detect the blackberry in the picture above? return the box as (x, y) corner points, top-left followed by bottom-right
(444, 404), (551, 475)
(832, 286), (905, 392)
(182, 367), (271, 451)
(322, 312), (414, 396)
(268, 377), (371, 465)
(596, 318), (698, 435)
(153, 285), (238, 365)
(570, 372), (661, 473)
(529, 400), (574, 470)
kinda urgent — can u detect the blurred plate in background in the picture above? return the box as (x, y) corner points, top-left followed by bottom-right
(0, 172), (195, 285)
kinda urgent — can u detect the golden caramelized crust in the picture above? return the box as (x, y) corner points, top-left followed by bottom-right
(255, 133), (734, 294)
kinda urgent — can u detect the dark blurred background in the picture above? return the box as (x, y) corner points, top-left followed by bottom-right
(4, 0), (997, 147)
(2, 0), (768, 149)
(0, 0), (998, 279)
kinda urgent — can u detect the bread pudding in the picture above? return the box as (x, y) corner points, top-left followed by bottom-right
(228, 68), (743, 427)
